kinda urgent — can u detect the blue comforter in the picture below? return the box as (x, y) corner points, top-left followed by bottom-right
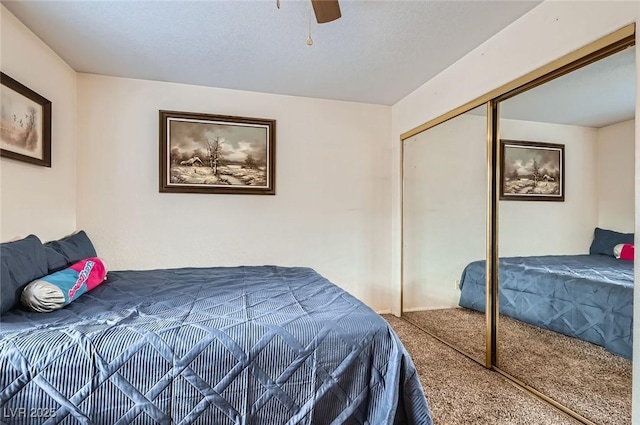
(458, 255), (633, 359)
(0, 266), (431, 425)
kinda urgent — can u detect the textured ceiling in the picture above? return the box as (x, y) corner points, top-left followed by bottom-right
(500, 46), (636, 128)
(2, 0), (541, 105)
(466, 46), (636, 128)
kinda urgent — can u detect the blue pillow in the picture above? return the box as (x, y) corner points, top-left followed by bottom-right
(44, 230), (97, 273)
(589, 227), (634, 257)
(1, 235), (49, 314)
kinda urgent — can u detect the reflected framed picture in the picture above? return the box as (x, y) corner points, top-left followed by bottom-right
(1, 73), (52, 167)
(500, 140), (564, 202)
(159, 110), (276, 195)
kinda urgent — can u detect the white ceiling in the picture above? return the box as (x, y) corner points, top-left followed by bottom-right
(1, 0), (541, 106)
(498, 46), (636, 128)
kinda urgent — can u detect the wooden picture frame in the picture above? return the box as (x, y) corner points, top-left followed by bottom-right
(500, 140), (565, 202)
(159, 110), (276, 195)
(1, 73), (52, 167)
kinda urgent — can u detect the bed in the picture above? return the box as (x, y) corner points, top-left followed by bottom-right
(0, 265), (431, 424)
(458, 254), (633, 359)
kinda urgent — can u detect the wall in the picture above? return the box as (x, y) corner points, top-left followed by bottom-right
(597, 119), (635, 233)
(0, 6), (77, 242)
(391, 1), (639, 418)
(499, 119), (599, 256)
(76, 74), (392, 312)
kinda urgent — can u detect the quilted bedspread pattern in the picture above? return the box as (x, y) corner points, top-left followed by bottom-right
(458, 255), (633, 358)
(0, 266), (431, 425)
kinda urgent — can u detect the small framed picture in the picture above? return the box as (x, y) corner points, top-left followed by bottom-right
(159, 110), (276, 195)
(1, 73), (52, 167)
(500, 140), (564, 202)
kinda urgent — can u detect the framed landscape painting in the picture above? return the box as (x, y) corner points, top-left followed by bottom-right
(500, 140), (564, 202)
(1, 73), (52, 167)
(159, 110), (276, 195)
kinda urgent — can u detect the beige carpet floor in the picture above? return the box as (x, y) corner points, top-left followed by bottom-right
(384, 315), (580, 425)
(401, 309), (631, 425)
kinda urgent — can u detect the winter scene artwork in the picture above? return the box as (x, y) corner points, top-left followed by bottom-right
(500, 140), (564, 202)
(0, 73), (51, 167)
(160, 111), (275, 195)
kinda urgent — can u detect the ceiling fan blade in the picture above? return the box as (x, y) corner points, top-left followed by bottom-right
(311, 0), (341, 24)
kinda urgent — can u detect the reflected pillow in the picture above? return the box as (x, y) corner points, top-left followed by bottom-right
(0, 235), (48, 314)
(44, 230), (97, 273)
(614, 244), (634, 261)
(589, 227), (634, 257)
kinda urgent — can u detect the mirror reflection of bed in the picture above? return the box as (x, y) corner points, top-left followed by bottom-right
(461, 46), (635, 425)
(402, 104), (487, 363)
(402, 43), (634, 424)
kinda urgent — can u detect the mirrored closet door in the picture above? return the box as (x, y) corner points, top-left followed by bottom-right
(495, 45), (635, 425)
(401, 23), (635, 425)
(402, 105), (488, 363)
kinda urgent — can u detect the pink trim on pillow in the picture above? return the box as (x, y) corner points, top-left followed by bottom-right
(619, 244), (634, 261)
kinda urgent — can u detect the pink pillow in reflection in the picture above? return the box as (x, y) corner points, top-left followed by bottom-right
(614, 244), (634, 261)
